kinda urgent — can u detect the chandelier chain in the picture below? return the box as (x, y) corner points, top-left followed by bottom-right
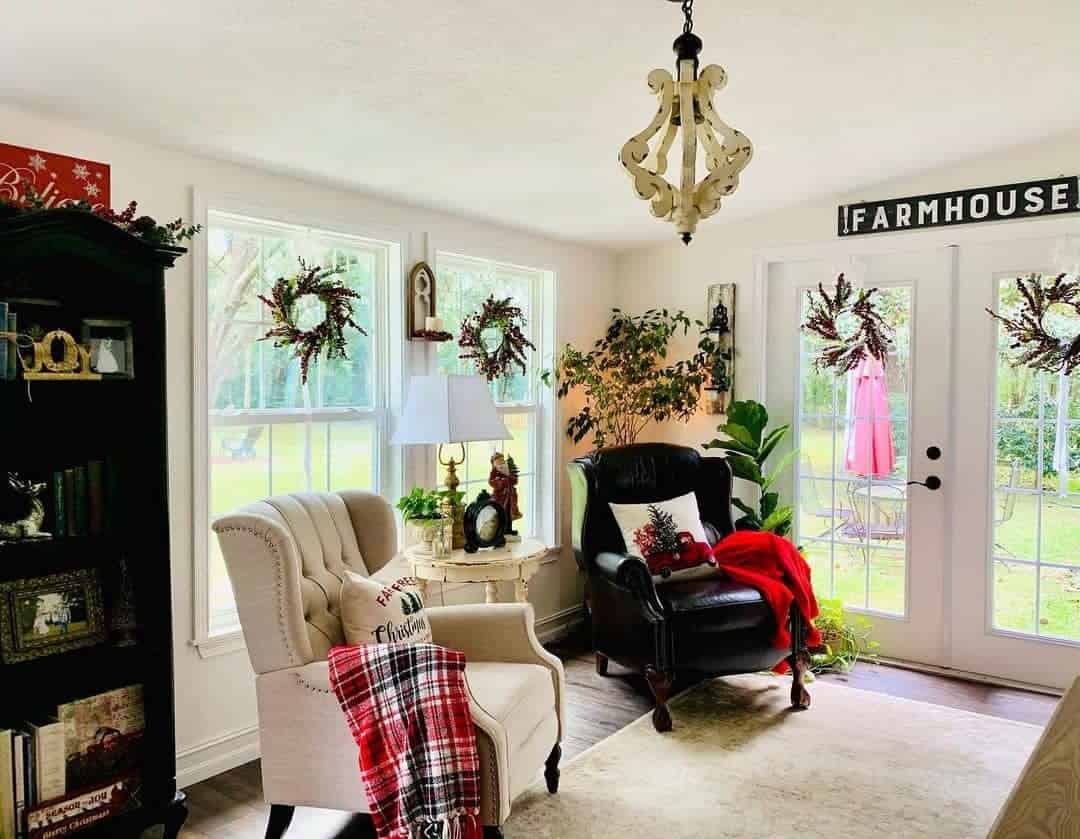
(681, 0), (694, 33)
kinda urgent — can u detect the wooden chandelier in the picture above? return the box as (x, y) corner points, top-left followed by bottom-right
(619, 0), (752, 244)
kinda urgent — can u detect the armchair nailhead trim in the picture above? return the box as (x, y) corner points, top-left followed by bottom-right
(293, 673), (334, 695)
(216, 525), (301, 667)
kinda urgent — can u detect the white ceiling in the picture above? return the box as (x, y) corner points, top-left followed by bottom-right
(3, 1), (1079, 248)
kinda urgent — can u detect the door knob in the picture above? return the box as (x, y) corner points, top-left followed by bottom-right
(908, 475), (942, 490)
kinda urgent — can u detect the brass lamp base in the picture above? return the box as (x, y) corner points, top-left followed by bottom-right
(439, 443), (467, 550)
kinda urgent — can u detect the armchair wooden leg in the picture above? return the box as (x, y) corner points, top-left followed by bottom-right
(544, 743), (562, 793)
(645, 666), (674, 732)
(788, 608), (812, 711)
(265, 804), (295, 839)
(595, 652), (609, 676)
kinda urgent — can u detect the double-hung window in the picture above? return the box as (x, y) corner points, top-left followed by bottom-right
(196, 209), (397, 646)
(433, 251), (557, 546)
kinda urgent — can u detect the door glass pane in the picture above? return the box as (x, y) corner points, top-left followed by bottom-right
(795, 284), (911, 615)
(991, 275), (1080, 638)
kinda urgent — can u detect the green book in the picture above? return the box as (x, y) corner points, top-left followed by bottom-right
(87, 460), (105, 536)
(73, 466), (89, 536)
(51, 471), (66, 537)
(63, 469), (76, 538)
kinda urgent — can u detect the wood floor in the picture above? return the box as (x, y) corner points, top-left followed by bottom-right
(179, 636), (1057, 838)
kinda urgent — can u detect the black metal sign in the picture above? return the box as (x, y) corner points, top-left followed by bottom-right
(838, 176), (1080, 237)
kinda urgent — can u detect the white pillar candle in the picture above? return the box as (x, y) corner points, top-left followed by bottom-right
(425, 316), (443, 332)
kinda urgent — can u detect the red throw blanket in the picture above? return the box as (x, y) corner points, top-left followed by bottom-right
(328, 643), (482, 839)
(709, 531), (822, 670)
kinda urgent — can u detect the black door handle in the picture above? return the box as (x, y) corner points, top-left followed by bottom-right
(907, 475), (942, 490)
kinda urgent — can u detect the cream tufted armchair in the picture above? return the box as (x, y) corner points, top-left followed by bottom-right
(212, 490), (565, 839)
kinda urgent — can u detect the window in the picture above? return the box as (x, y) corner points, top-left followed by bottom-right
(196, 209), (397, 644)
(795, 285), (912, 615)
(991, 278), (1080, 641)
(433, 251), (556, 545)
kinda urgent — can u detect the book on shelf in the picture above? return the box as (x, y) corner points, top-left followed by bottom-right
(0, 686), (143, 838)
(86, 462), (104, 538)
(61, 471), (75, 539)
(0, 731), (14, 839)
(0, 301), (7, 383)
(25, 719), (64, 805)
(71, 468), (88, 540)
(49, 474), (65, 540)
(4, 311), (13, 382)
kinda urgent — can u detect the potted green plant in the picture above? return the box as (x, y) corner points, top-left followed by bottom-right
(549, 308), (720, 449)
(702, 400), (798, 536)
(810, 598), (879, 674)
(396, 488), (450, 556)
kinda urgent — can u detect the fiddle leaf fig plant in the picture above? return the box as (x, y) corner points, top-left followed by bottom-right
(703, 399), (797, 537)
(552, 308), (721, 450)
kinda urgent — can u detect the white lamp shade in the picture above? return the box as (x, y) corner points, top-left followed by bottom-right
(391, 374), (510, 445)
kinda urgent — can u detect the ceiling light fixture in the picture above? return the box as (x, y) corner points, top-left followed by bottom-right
(619, 0), (752, 244)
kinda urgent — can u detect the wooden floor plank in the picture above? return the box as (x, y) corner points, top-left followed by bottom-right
(181, 636), (1057, 838)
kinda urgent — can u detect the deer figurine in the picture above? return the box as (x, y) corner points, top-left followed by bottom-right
(0, 473), (50, 541)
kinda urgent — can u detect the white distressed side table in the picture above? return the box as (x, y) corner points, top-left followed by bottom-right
(406, 538), (547, 604)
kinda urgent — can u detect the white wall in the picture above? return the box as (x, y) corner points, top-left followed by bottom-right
(0, 102), (617, 786)
(615, 128), (1080, 450)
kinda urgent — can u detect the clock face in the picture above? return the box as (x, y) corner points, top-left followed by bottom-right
(476, 506), (501, 542)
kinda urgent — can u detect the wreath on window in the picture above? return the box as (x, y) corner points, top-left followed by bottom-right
(259, 259), (366, 385)
(987, 273), (1080, 374)
(458, 295), (536, 381)
(802, 273), (894, 373)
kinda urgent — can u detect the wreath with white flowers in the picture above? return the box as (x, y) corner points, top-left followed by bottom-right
(259, 259), (366, 385)
(802, 273), (894, 373)
(987, 273), (1080, 374)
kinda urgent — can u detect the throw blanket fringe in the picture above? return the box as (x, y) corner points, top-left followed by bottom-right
(328, 643), (482, 839)
(708, 531), (822, 671)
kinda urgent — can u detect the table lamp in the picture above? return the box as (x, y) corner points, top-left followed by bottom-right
(392, 374), (510, 549)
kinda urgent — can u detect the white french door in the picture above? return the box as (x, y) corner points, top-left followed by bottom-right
(766, 247), (953, 667)
(950, 235), (1080, 688)
(764, 223), (1080, 689)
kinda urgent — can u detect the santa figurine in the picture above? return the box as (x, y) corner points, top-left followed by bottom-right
(489, 452), (522, 542)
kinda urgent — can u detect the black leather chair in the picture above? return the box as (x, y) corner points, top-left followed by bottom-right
(568, 443), (811, 731)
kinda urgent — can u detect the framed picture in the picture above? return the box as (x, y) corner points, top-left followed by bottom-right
(81, 319), (134, 379)
(0, 569), (107, 663)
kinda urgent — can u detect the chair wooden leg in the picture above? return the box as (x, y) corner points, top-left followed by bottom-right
(544, 743), (562, 793)
(595, 652), (609, 676)
(645, 666), (674, 732)
(265, 804), (295, 839)
(789, 608), (812, 711)
(483, 827), (505, 838)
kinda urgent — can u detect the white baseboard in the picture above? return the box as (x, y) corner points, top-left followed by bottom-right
(535, 604), (585, 644)
(176, 724), (261, 789)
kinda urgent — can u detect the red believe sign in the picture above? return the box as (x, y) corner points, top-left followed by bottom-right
(0, 142), (110, 211)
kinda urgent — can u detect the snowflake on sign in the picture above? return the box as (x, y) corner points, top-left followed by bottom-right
(27, 153), (46, 172)
(73, 163), (90, 180)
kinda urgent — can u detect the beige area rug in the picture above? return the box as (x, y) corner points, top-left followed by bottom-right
(506, 674), (1042, 839)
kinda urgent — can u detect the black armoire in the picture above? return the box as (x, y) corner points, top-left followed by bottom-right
(0, 207), (187, 838)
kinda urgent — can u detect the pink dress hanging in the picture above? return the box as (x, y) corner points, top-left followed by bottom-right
(844, 353), (896, 478)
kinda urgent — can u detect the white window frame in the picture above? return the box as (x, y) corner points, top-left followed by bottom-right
(191, 192), (405, 656)
(430, 247), (559, 549)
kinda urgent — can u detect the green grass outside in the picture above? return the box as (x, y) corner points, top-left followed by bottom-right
(796, 423), (1080, 641)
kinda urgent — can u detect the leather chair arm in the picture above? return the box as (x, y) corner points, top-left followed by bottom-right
(594, 551), (665, 621)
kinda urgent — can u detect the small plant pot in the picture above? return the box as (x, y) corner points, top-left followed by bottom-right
(409, 519), (450, 557)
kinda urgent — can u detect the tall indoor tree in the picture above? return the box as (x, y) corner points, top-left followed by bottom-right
(552, 308), (718, 450)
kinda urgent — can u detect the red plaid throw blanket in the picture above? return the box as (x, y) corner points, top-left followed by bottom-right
(328, 643), (482, 839)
